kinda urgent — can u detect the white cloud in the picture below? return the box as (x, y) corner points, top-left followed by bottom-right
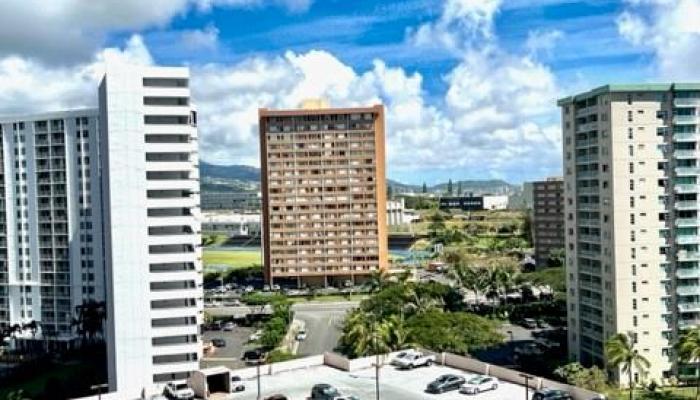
(181, 24), (221, 51)
(617, 0), (700, 80)
(408, 0), (502, 52)
(0, 0), (311, 62)
(525, 29), (564, 57)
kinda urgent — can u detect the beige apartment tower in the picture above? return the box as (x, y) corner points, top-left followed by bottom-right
(259, 105), (388, 287)
(532, 177), (565, 267)
(560, 84), (700, 385)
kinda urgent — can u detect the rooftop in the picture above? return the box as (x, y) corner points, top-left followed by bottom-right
(557, 83), (700, 105)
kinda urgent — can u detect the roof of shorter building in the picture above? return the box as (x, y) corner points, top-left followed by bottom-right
(557, 83), (700, 105)
(259, 104), (383, 117)
(196, 366), (231, 376)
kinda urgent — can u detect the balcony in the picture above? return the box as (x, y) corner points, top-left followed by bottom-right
(677, 286), (700, 296)
(677, 235), (700, 245)
(578, 219), (601, 227)
(578, 249), (601, 258)
(677, 201), (700, 210)
(575, 139), (598, 148)
(576, 121), (598, 133)
(679, 302), (700, 312)
(675, 150), (698, 159)
(675, 115), (700, 125)
(577, 187), (600, 195)
(674, 132), (700, 142)
(579, 234), (601, 243)
(679, 251), (700, 261)
(676, 167), (700, 176)
(576, 155), (600, 164)
(676, 218), (700, 227)
(577, 170), (599, 179)
(675, 98), (700, 107)
(675, 184), (700, 193)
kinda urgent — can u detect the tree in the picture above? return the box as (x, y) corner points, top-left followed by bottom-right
(554, 362), (608, 392)
(422, 182), (427, 193)
(72, 300), (107, 345)
(451, 264), (488, 305)
(447, 179), (453, 195)
(677, 327), (700, 400)
(548, 248), (566, 268)
(405, 310), (503, 354)
(605, 332), (651, 400)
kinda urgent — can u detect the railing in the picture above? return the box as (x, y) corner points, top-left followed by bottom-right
(675, 115), (700, 124)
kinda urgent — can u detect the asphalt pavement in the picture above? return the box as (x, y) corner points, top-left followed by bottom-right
(294, 305), (350, 356)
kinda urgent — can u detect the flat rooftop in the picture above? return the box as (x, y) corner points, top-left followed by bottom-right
(235, 364), (527, 400)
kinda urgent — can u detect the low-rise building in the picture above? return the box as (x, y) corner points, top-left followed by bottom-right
(386, 198), (420, 226)
(201, 212), (261, 237)
(439, 195), (509, 211)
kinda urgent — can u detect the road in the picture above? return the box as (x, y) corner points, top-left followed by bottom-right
(295, 303), (354, 356)
(206, 300), (359, 317)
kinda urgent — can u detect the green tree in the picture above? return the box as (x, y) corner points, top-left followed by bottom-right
(548, 248), (566, 268)
(6, 390), (29, 400)
(451, 264), (488, 304)
(605, 332), (651, 400)
(677, 327), (700, 399)
(405, 310), (503, 354)
(554, 362), (608, 392)
(447, 179), (453, 195)
(71, 300), (107, 346)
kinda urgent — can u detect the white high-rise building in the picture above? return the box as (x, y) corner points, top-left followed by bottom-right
(0, 110), (104, 345)
(560, 84), (700, 384)
(99, 64), (202, 396)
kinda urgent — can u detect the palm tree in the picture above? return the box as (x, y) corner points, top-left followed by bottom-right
(605, 333), (651, 400)
(677, 327), (700, 400)
(367, 269), (391, 293)
(403, 288), (443, 316)
(451, 264), (487, 304)
(383, 314), (414, 351)
(72, 300), (107, 346)
(341, 309), (393, 358)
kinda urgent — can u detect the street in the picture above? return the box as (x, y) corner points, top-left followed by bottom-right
(294, 303), (354, 356)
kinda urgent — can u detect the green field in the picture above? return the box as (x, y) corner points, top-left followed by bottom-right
(203, 249), (261, 271)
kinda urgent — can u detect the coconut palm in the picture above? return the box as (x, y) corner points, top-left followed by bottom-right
(451, 264), (488, 304)
(605, 332), (650, 400)
(367, 269), (391, 293)
(72, 300), (107, 346)
(677, 327), (700, 400)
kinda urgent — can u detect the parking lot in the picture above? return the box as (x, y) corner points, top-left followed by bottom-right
(202, 325), (258, 370)
(234, 364), (529, 400)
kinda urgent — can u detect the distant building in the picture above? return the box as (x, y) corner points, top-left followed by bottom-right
(202, 212), (261, 237)
(439, 195), (508, 211)
(201, 191), (261, 211)
(386, 198), (420, 226)
(259, 104), (388, 287)
(531, 177), (565, 267)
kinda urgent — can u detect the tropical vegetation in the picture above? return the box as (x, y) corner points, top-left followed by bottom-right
(605, 332), (651, 400)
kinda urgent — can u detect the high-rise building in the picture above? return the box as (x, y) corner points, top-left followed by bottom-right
(99, 63), (202, 396)
(0, 110), (104, 344)
(531, 177), (565, 267)
(559, 84), (700, 384)
(259, 105), (388, 287)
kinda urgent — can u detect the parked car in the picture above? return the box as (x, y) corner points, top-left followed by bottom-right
(391, 351), (435, 369)
(532, 388), (573, 400)
(249, 330), (263, 342)
(242, 349), (266, 364)
(425, 374), (465, 394)
(310, 383), (341, 400)
(390, 350), (419, 366)
(535, 338), (560, 350)
(163, 383), (194, 400)
(223, 322), (236, 331)
(244, 285), (254, 293)
(211, 338), (226, 348)
(459, 375), (498, 394)
(231, 375), (245, 392)
(521, 318), (538, 329)
(514, 343), (544, 356)
(296, 329), (307, 341)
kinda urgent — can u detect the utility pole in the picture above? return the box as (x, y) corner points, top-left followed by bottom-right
(256, 361), (262, 400)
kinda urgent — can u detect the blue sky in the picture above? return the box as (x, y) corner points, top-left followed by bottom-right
(0, 0), (696, 184)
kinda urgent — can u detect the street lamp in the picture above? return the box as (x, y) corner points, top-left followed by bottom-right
(90, 383), (108, 400)
(519, 373), (534, 400)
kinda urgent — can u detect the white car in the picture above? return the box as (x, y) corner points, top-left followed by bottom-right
(460, 375), (499, 395)
(390, 350), (419, 366)
(223, 322), (236, 331)
(249, 330), (263, 342)
(391, 351), (435, 369)
(296, 329), (307, 341)
(231, 375), (246, 392)
(164, 383), (194, 400)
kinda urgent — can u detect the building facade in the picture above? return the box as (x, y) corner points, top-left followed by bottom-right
(532, 177), (565, 267)
(201, 191), (261, 211)
(259, 105), (388, 287)
(560, 84), (700, 384)
(202, 212), (261, 237)
(0, 110), (104, 343)
(99, 64), (202, 396)
(438, 195), (508, 211)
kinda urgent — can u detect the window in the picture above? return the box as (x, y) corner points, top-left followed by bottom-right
(628, 110), (633, 122)
(630, 179), (635, 191)
(629, 145), (634, 156)
(143, 78), (188, 87)
(629, 162), (634, 173)
(630, 197), (635, 207)
(631, 214), (635, 224)
(628, 127), (634, 139)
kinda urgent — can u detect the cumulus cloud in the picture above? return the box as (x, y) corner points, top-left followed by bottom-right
(617, 0), (700, 80)
(525, 29), (564, 57)
(181, 24), (221, 51)
(0, 0), (311, 62)
(0, 0), (564, 182)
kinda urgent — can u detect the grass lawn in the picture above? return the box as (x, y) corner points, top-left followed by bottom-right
(607, 387), (698, 399)
(203, 249), (261, 270)
(288, 294), (368, 303)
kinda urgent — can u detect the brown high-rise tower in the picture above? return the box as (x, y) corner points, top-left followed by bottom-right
(259, 104), (388, 287)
